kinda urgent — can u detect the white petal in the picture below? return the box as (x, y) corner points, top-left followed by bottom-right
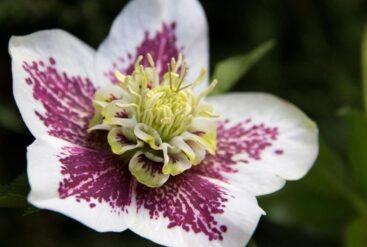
(10, 30), (100, 145)
(202, 93), (318, 195)
(96, 0), (209, 90)
(127, 173), (263, 247)
(27, 135), (132, 232)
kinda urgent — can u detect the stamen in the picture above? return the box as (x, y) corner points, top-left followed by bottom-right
(179, 83), (193, 91)
(114, 70), (126, 82)
(134, 55), (143, 69)
(192, 68), (207, 89)
(168, 64), (173, 90)
(197, 80), (218, 103)
(176, 63), (187, 92)
(147, 53), (155, 67)
(115, 102), (139, 109)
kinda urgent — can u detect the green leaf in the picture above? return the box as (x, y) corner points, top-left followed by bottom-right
(259, 139), (356, 233)
(23, 206), (40, 216)
(247, 240), (259, 247)
(345, 111), (367, 195)
(0, 104), (25, 133)
(361, 24), (367, 115)
(210, 40), (275, 95)
(0, 174), (29, 208)
(346, 217), (367, 247)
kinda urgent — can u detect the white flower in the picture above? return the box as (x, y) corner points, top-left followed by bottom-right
(9, 0), (319, 246)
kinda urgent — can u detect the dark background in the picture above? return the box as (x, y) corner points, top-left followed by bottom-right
(0, 0), (366, 246)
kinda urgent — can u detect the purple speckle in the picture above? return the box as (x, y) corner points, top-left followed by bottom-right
(115, 110), (128, 118)
(133, 118), (281, 241)
(105, 22), (181, 83)
(220, 225), (227, 233)
(58, 147), (132, 213)
(138, 154), (164, 176)
(117, 134), (133, 146)
(194, 120), (281, 181)
(49, 57), (56, 65)
(135, 172), (229, 241)
(275, 149), (284, 155)
(23, 57), (97, 147)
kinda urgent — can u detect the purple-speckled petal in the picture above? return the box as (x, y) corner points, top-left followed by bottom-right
(96, 0), (209, 91)
(201, 93), (319, 196)
(28, 134), (264, 246)
(124, 93), (317, 246)
(128, 172), (263, 247)
(27, 136), (132, 232)
(10, 30), (100, 145)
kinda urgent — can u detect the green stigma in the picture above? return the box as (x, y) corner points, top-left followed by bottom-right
(89, 54), (218, 188)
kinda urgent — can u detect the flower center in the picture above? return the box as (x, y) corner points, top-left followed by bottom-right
(89, 54), (218, 187)
(138, 86), (192, 141)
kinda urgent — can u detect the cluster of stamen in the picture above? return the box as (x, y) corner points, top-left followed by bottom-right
(134, 55), (195, 141)
(139, 86), (191, 141)
(89, 54), (218, 187)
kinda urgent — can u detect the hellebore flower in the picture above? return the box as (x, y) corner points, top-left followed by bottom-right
(9, 0), (318, 246)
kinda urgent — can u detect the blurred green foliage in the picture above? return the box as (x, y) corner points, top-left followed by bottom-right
(0, 104), (25, 133)
(1, 0), (367, 247)
(211, 40), (275, 95)
(260, 140), (355, 233)
(346, 217), (367, 247)
(345, 111), (367, 196)
(258, 24), (367, 247)
(0, 174), (28, 208)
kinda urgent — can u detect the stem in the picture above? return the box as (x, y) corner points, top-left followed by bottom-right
(361, 24), (367, 117)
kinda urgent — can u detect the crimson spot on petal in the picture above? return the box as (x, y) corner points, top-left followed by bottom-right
(23, 57), (96, 146)
(105, 22), (182, 83)
(194, 119), (282, 181)
(135, 172), (229, 241)
(58, 147), (133, 213)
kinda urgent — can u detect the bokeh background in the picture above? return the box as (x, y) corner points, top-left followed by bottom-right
(1, 0), (367, 246)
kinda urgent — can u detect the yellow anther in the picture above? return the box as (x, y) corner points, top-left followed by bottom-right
(134, 55), (143, 69)
(197, 80), (218, 103)
(115, 70), (126, 83)
(147, 53), (155, 67)
(192, 68), (207, 89)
